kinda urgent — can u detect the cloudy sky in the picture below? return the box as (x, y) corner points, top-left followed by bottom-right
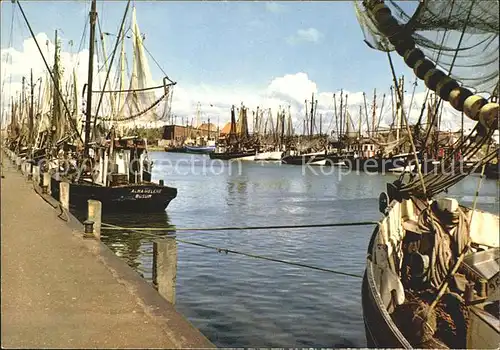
(1, 1), (474, 133)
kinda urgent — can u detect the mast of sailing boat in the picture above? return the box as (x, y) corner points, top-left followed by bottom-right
(28, 69), (34, 149)
(83, 0), (97, 158)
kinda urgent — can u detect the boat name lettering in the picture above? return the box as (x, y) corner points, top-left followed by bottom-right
(130, 189), (162, 194)
(135, 194), (152, 199)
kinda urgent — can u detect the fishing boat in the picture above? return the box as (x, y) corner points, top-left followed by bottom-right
(184, 144), (215, 154)
(344, 152), (420, 174)
(253, 106), (293, 162)
(210, 104), (256, 161)
(27, 0), (178, 212)
(254, 150), (283, 162)
(281, 150), (328, 166)
(164, 145), (186, 153)
(280, 94), (331, 166)
(209, 150), (256, 161)
(355, 0), (499, 348)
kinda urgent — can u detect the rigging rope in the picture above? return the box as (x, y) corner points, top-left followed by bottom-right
(100, 220), (378, 232)
(101, 222), (364, 278)
(417, 202), (470, 289)
(140, 40), (175, 84)
(387, 52), (428, 196)
(93, 0), (131, 130)
(92, 83), (173, 94)
(15, 1), (83, 145)
(399, 0), (490, 196)
(97, 88), (169, 122)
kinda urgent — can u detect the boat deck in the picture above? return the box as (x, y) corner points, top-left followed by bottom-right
(0, 158), (213, 348)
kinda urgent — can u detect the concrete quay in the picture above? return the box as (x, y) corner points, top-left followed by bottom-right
(1, 153), (215, 349)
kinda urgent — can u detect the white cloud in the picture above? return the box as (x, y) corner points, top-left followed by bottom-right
(265, 2), (285, 13)
(286, 28), (323, 45)
(1, 32), (472, 134)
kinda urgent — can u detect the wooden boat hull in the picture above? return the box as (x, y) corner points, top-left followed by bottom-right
(50, 176), (177, 212)
(363, 197), (500, 348)
(184, 145), (215, 154)
(362, 228), (412, 348)
(209, 151), (256, 161)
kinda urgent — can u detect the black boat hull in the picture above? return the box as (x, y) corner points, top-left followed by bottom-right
(164, 147), (187, 153)
(484, 162), (499, 179)
(325, 154), (345, 165)
(50, 176), (177, 212)
(209, 151), (256, 160)
(281, 153), (327, 165)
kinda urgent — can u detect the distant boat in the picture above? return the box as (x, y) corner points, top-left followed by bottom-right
(209, 150), (256, 161)
(254, 151), (283, 161)
(281, 151), (328, 166)
(344, 152), (419, 174)
(164, 146), (186, 153)
(184, 144), (215, 154)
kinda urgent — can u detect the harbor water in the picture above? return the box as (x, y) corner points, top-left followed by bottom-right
(88, 152), (499, 347)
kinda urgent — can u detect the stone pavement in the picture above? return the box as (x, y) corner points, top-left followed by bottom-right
(1, 156), (214, 349)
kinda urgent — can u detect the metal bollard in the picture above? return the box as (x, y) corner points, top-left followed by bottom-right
(83, 220), (95, 239)
(87, 200), (102, 240)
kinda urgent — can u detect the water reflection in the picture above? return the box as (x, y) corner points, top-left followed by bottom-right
(71, 208), (173, 280)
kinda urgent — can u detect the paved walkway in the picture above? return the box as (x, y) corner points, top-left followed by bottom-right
(1, 156), (214, 348)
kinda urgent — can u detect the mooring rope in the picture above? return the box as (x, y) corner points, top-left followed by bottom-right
(100, 221), (378, 232)
(101, 222), (364, 278)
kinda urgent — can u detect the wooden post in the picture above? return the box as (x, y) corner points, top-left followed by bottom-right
(42, 172), (51, 194)
(152, 238), (177, 305)
(87, 199), (102, 240)
(59, 182), (70, 210)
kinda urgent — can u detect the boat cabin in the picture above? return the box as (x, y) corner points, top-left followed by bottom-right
(90, 136), (152, 187)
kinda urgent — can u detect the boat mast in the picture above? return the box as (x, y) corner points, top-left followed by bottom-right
(84, 0), (97, 157)
(309, 93), (314, 138)
(333, 93), (338, 140)
(29, 69), (34, 147)
(339, 90), (343, 142)
(371, 89), (376, 138)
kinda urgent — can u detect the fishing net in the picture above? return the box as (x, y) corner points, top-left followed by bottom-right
(354, 0), (500, 96)
(115, 7), (173, 126)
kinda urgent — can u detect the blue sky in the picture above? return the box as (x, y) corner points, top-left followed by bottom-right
(6, 1), (472, 132)
(1, 1), (416, 93)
